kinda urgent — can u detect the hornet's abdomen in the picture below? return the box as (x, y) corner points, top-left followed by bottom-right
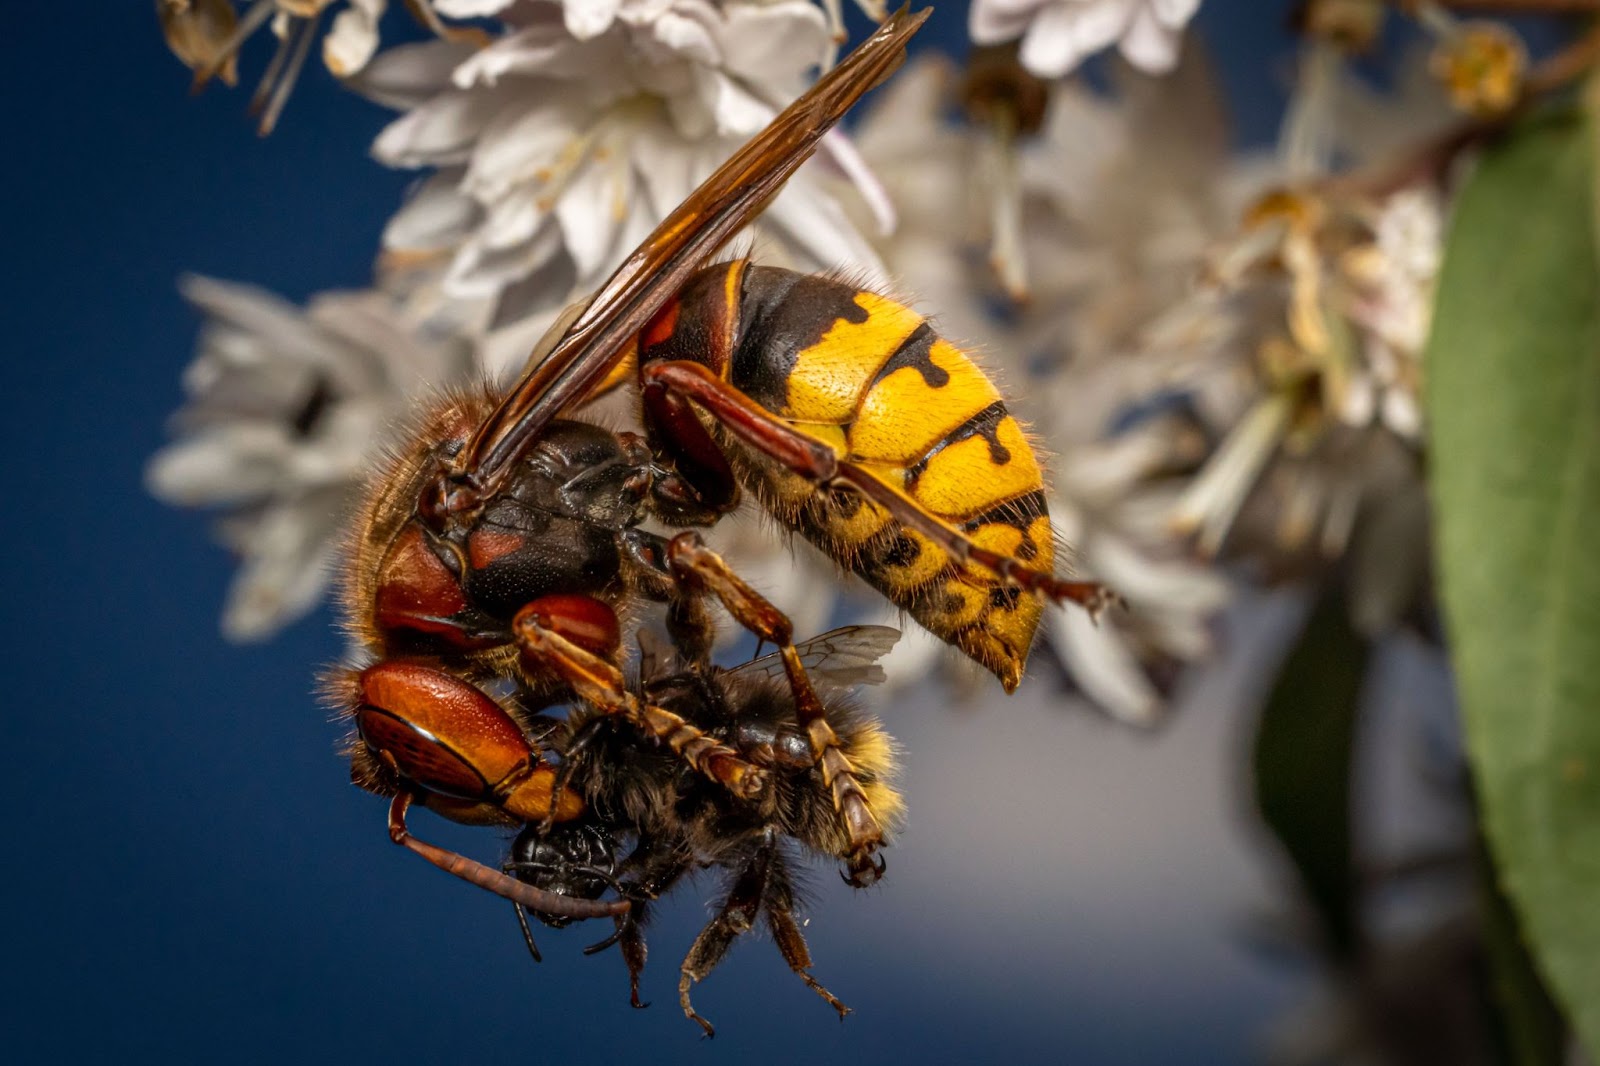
(638, 260), (1054, 691)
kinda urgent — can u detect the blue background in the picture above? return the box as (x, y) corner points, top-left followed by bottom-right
(4, 2), (1309, 1063)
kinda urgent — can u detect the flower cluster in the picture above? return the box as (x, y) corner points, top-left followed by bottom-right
(356, 0), (887, 375)
(151, 2), (1542, 718)
(148, 275), (474, 639)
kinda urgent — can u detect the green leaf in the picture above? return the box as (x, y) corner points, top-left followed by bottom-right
(1478, 832), (1567, 1066)
(1427, 107), (1600, 1054)
(1253, 584), (1370, 961)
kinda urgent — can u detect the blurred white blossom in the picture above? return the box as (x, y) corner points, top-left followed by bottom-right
(1138, 48), (1454, 632)
(359, 0), (888, 378)
(148, 276), (475, 640)
(970, 0), (1203, 77)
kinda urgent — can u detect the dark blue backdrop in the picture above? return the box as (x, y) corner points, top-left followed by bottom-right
(4, 3), (1298, 1063)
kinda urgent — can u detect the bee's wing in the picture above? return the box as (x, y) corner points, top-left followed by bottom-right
(453, 6), (930, 489)
(726, 625), (903, 698)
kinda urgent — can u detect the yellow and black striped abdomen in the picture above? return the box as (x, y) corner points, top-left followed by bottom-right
(642, 261), (1054, 692)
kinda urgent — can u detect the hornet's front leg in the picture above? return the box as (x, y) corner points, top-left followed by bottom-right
(511, 595), (768, 801)
(663, 531), (888, 887)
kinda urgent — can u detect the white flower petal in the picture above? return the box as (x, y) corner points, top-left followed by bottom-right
(447, 217), (564, 295)
(1152, 0), (1202, 27)
(565, 0), (622, 39)
(761, 174), (888, 285)
(221, 496), (346, 641)
(630, 119), (698, 218)
(433, 0), (517, 15)
(180, 276), (324, 358)
(147, 425), (298, 506)
(820, 130), (895, 238)
(349, 40), (476, 110)
(463, 88), (587, 200)
(373, 88), (509, 167)
(970, 0), (1046, 44)
(702, 70), (774, 138)
(384, 169), (481, 251)
(554, 155), (625, 280)
(1021, 0), (1132, 78)
(453, 19), (612, 87)
(322, 0), (385, 77)
(1048, 607), (1163, 726)
(651, 7), (722, 67)
(1117, 3), (1181, 74)
(716, 1), (828, 87)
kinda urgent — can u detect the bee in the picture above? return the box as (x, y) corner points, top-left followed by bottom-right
(326, 6), (1112, 915)
(504, 625), (905, 1037)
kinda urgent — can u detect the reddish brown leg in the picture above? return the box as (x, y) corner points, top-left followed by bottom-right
(664, 531), (886, 885)
(513, 609), (768, 800)
(385, 790), (628, 919)
(679, 832), (849, 1036)
(762, 846), (851, 1021)
(641, 359), (1123, 618)
(641, 364), (740, 521)
(768, 905), (850, 1021)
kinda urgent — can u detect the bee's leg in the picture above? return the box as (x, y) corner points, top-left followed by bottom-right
(662, 530), (887, 885)
(508, 899), (542, 964)
(762, 845), (851, 1021)
(583, 904), (652, 1009)
(533, 715), (613, 835)
(513, 609), (768, 800)
(678, 837), (773, 1038)
(640, 360), (1122, 618)
(586, 836), (693, 1009)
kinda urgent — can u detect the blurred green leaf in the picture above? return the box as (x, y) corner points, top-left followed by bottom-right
(1478, 832), (1567, 1066)
(1427, 108), (1600, 1054)
(1253, 585), (1369, 961)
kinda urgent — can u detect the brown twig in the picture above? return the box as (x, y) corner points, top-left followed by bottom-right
(1324, 24), (1600, 199)
(1388, 0), (1600, 14)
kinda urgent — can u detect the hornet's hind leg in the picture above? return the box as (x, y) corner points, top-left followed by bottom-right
(641, 359), (1122, 619)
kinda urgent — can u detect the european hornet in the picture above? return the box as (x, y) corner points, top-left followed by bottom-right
(505, 626), (904, 1036)
(327, 6), (1113, 917)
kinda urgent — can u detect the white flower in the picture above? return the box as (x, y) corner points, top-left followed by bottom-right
(324, 0), (387, 77)
(360, 0), (888, 378)
(1126, 50), (1454, 630)
(148, 276), (475, 640)
(970, 0), (1203, 78)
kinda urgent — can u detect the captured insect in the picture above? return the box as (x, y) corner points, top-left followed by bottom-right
(325, 5), (1113, 917)
(505, 626), (904, 1037)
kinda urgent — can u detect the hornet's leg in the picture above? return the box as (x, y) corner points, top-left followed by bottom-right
(641, 359), (1122, 618)
(664, 530), (887, 886)
(513, 601), (767, 801)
